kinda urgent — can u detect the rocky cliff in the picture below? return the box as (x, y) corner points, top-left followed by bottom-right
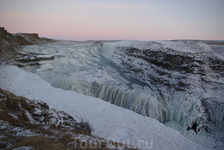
(0, 27), (56, 64)
(102, 41), (224, 136)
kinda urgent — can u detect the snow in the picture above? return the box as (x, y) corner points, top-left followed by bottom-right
(210, 45), (224, 57)
(165, 120), (224, 149)
(2, 40), (223, 149)
(113, 128), (129, 141)
(15, 128), (40, 137)
(100, 40), (213, 53)
(4, 40), (223, 149)
(157, 40), (213, 53)
(100, 40), (224, 150)
(0, 120), (39, 137)
(21, 43), (167, 123)
(12, 146), (33, 150)
(0, 120), (13, 130)
(25, 110), (36, 124)
(36, 54), (55, 58)
(0, 65), (207, 150)
(9, 113), (19, 120)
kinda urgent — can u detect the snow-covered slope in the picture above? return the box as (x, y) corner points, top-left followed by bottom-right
(1, 87), (140, 150)
(0, 65), (207, 150)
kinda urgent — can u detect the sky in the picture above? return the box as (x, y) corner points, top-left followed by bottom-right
(0, 0), (224, 41)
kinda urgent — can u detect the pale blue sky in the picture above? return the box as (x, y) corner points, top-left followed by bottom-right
(0, 0), (223, 40)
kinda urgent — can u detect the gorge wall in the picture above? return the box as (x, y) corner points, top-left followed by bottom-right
(102, 41), (224, 135)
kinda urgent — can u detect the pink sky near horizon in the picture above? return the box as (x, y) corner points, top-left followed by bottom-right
(0, 0), (224, 41)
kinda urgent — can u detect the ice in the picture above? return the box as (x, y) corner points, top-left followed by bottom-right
(157, 40), (213, 53)
(100, 40), (224, 150)
(25, 110), (36, 124)
(165, 120), (224, 149)
(21, 42), (167, 122)
(0, 123), (41, 137)
(0, 65), (207, 150)
(112, 128), (129, 141)
(11, 146), (33, 150)
(9, 113), (18, 120)
(6, 40), (224, 149)
(36, 54), (55, 59)
(15, 129), (40, 137)
(0, 120), (13, 130)
(22, 42), (101, 71)
(36, 69), (167, 122)
(101, 40), (213, 53)
(210, 45), (224, 57)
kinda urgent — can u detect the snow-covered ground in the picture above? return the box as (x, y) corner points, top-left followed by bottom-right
(0, 65), (208, 150)
(2, 40), (223, 149)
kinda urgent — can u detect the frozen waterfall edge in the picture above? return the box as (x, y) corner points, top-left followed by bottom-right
(13, 41), (224, 149)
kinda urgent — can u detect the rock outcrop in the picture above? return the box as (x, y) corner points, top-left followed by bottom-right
(0, 27), (56, 64)
(0, 27), (7, 39)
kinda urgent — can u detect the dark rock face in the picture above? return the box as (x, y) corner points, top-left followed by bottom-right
(17, 54), (55, 63)
(80, 122), (92, 134)
(14, 33), (46, 46)
(0, 27), (56, 64)
(0, 27), (7, 39)
(117, 46), (224, 93)
(121, 46), (223, 76)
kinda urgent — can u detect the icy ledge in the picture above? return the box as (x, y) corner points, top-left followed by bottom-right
(0, 65), (207, 150)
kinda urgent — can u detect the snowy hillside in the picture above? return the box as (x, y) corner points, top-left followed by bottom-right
(0, 88), (138, 150)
